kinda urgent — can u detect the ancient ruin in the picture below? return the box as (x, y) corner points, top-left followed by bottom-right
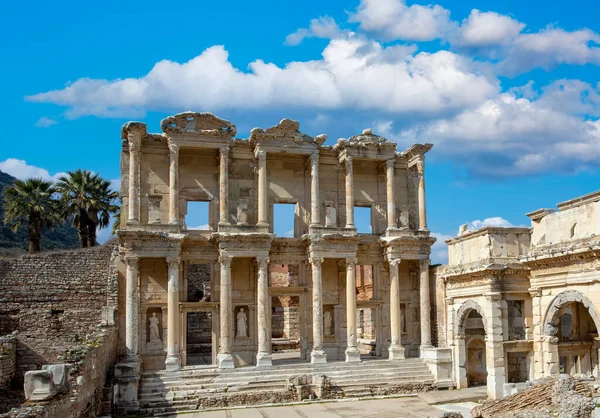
(2, 111), (600, 417)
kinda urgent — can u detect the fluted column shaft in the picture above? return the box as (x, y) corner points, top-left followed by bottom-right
(310, 257), (327, 364)
(310, 153), (320, 227)
(127, 139), (140, 223)
(420, 258), (432, 347)
(416, 159), (427, 230)
(166, 257), (181, 371)
(219, 147), (230, 225)
(256, 149), (268, 227)
(386, 159), (396, 229)
(125, 256), (140, 360)
(345, 155), (354, 228)
(345, 258), (361, 362)
(218, 253), (234, 368)
(388, 258), (405, 360)
(256, 256), (272, 367)
(169, 143), (180, 225)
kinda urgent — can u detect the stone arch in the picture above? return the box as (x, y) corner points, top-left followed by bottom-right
(455, 299), (488, 336)
(543, 290), (600, 337)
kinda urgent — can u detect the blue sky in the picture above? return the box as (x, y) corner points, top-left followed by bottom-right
(1, 0), (599, 263)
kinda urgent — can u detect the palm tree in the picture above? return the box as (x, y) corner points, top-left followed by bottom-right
(87, 177), (119, 246)
(56, 169), (118, 248)
(3, 178), (60, 253)
(111, 203), (121, 237)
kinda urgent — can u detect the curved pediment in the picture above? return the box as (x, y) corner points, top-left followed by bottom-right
(160, 112), (236, 138)
(250, 118), (326, 146)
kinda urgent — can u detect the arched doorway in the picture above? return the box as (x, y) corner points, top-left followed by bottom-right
(543, 290), (600, 377)
(454, 300), (488, 389)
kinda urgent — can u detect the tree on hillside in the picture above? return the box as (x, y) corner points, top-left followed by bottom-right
(56, 169), (119, 248)
(3, 178), (60, 253)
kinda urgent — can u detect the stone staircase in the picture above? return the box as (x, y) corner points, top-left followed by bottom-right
(137, 358), (435, 415)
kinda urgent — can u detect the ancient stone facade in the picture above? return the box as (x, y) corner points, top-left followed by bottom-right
(115, 112), (436, 408)
(437, 190), (600, 400)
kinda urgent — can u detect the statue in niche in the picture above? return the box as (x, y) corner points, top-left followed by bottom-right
(149, 312), (161, 342)
(325, 202), (337, 227)
(324, 310), (333, 335)
(237, 308), (248, 338)
(237, 202), (249, 225)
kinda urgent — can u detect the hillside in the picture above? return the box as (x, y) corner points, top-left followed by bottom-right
(0, 170), (80, 253)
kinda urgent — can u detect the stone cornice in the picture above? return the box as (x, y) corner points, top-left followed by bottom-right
(160, 111), (236, 138)
(441, 262), (530, 280)
(521, 238), (600, 267)
(445, 226), (531, 245)
(556, 189), (600, 211)
(249, 119), (325, 153)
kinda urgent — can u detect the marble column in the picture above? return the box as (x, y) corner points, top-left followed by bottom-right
(416, 158), (427, 230)
(420, 258), (432, 348)
(345, 258), (361, 362)
(310, 257), (327, 364)
(345, 155), (354, 229)
(386, 159), (396, 229)
(127, 138), (140, 223)
(256, 256), (272, 367)
(256, 148), (268, 227)
(218, 253), (234, 368)
(168, 143), (180, 225)
(219, 146), (230, 225)
(125, 256), (140, 361)
(310, 153), (321, 227)
(165, 257), (181, 371)
(388, 258), (405, 360)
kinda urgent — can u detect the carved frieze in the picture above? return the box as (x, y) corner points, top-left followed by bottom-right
(160, 112), (236, 138)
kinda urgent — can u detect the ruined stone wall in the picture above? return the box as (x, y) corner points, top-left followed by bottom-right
(0, 245), (118, 381)
(0, 334), (17, 388)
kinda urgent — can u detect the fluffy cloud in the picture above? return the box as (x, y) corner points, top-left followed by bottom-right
(349, 0), (452, 41)
(0, 159), (65, 182)
(35, 116), (58, 128)
(26, 37), (497, 118)
(468, 217), (514, 230)
(188, 224), (210, 230)
(285, 16), (341, 46)
(454, 10), (525, 47)
(399, 81), (600, 176)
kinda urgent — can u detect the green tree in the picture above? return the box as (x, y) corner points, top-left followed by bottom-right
(111, 203), (121, 237)
(56, 170), (119, 248)
(3, 178), (60, 253)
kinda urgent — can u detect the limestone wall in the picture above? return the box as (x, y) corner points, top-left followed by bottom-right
(0, 334), (17, 388)
(447, 228), (531, 267)
(0, 245), (118, 381)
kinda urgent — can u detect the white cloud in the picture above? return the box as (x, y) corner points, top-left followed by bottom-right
(349, 0), (453, 42)
(0, 159), (65, 182)
(431, 232), (452, 265)
(399, 83), (600, 176)
(285, 16), (341, 46)
(468, 217), (514, 230)
(35, 116), (58, 128)
(26, 37), (497, 118)
(455, 10), (525, 47)
(188, 224), (210, 230)
(283, 229), (294, 238)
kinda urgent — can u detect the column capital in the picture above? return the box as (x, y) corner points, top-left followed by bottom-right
(168, 142), (179, 155)
(386, 158), (395, 169)
(255, 148), (267, 161)
(256, 256), (269, 269)
(345, 257), (358, 268)
(419, 258), (430, 270)
(166, 257), (180, 270)
(310, 152), (319, 165)
(219, 253), (233, 269)
(345, 154), (353, 169)
(415, 158), (425, 175)
(128, 138), (141, 153)
(220, 146), (230, 156)
(124, 256), (139, 270)
(388, 258), (401, 268)
(309, 256), (324, 267)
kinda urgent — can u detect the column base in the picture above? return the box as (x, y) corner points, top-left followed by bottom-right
(256, 352), (273, 367)
(419, 344), (434, 358)
(256, 221), (269, 228)
(310, 349), (327, 364)
(345, 347), (361, 363)
(388, 345), (406, 360)
(165, 355), (181, 372)
(218, 353), (235, 369)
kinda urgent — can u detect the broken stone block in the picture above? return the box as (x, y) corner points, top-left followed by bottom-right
(42, 364), (71, 393)
(24, 370), (57, 401)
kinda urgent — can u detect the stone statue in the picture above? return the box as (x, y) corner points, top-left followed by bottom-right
(149, 313), (161, 342)
(237, 202), (249, 225)
(237, 308), (248, 338)
(324, 310), (333, 335)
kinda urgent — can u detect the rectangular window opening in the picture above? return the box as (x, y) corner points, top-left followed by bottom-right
(187, 263), (211, 302)
(273, 203), (296, 238)
(354, 206), (372, 234)
(185, 201), (210, 231)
